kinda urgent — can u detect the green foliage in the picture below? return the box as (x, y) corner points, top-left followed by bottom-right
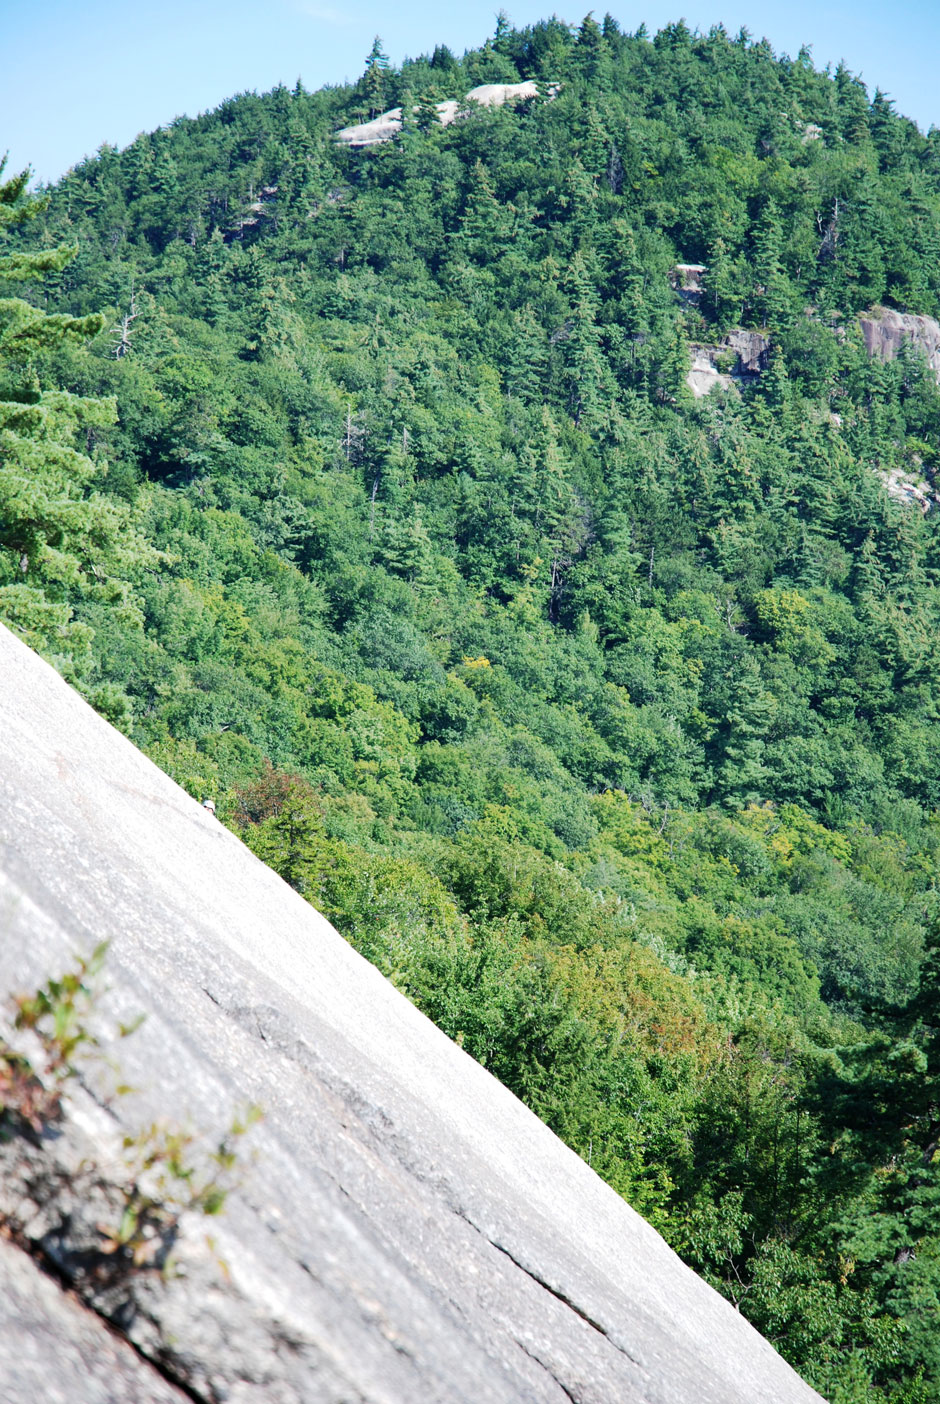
(7, 19), (940, 1394)
(0, 164), (159, 675)
(0, 940), (113, 1133)
(107, 1103), (263, 1268)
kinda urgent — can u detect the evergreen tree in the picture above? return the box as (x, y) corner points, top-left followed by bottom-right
(458, 160), (510, 261)
(714, 660), (775, 806)
(752, 200), (793, 329)
(0, 164), (155, 669)
(702, 237), (741, 330)
(362, 37), (390, 119)
(561, 250), (608, 427)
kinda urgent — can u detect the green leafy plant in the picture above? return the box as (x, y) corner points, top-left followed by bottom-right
(0, 940), (116, 1133)
(100, 1104), (263, 1270)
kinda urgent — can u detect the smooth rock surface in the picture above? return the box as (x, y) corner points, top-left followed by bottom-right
(0, 623), (825, 1404)
(335, 82), (541, 145)
(0, 1236), (190, 1404)
(859, 306), (940, 381)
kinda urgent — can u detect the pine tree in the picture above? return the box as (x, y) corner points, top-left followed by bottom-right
(702, 237), (741, 330)
(852, 531), (886, 600)
(574, 13), (608, 83)
(752, 201), (793, 329)
(362, 37), (390, 120)
(416, 92), (441, 134)
(653, 323), (691, 406)
(561, 159), (599, 248)
(0, 163), (156, 669)
(561, 251), (609, 427)
(458, 160), (510, 261)
(396, 86), (417, 144)
(715, 660), (774, 807)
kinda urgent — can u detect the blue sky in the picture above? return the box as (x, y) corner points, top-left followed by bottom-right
(3, 0), (939, 185)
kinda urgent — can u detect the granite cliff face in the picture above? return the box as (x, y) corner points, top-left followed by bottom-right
(335, 82), (544, 146)
(0, 624), (824, 1404)
(858, 306), (940, 380)
(686, 329), (771, 398)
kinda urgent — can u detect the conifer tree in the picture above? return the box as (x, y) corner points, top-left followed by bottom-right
(459, 160), (510, 261)
(0, 163), (155, 669)
(561, 251), (608, 427)
(362, 37), (390, 120)
(574, 13), (608, 82)
(702, 237), (741, 330)
(752, 201), (793, 329)
(396, 86), (417, 144)
(715, 660), (774, 806)
(416, 92), (441, 134)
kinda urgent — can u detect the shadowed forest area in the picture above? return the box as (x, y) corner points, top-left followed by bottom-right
(4, 16), (940, 1398)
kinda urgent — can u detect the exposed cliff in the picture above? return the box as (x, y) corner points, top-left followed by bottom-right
(334, 82), (545, 146)
(859, 306), (940, 380)
(682, 303), (939, 504)
(686, 329), (771, 398)
(0, 624), (824, 1404)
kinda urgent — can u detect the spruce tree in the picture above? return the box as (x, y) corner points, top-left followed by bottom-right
(0, 163), (155, 670)
(362, 37), (390, 120)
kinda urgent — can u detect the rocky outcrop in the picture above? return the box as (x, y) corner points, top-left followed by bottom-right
(687, 346), (733, 397)
(227, 184), (279, 240)
(335, 82), (545, 146)
(879, 466), (935, 513)
(686, 328), (771, 398)
(0, 623), (823, 1404)
(726, 328), (771, 374)
(670, 263), (706, 304)
(859, 306), (940, 380)
(857, 308), (940, 510)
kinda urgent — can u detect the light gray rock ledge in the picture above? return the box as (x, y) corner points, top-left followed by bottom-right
(0, 623), (824, 1403)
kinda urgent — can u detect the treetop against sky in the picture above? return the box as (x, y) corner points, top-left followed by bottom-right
(3, 0), (940, 185)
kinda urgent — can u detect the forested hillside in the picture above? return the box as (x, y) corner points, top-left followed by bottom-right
(4, 16), (940, 1399)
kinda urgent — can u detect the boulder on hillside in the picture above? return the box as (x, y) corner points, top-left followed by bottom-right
(670, 264), (706, 304)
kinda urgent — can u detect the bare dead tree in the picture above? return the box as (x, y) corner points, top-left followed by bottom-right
(817, 196), (841, 263)
(369, 474), (380, 538)
(112, 289), (139, 359)
(342, 405), (364, 463)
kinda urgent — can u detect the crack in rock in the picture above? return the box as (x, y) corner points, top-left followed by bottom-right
(515, 1336), (583, 1404)
(458, 1208), (650, 1377)
(1, 1227), (205, 1403)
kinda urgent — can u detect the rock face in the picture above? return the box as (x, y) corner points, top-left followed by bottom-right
(859, 306), (940, 381)
(857, 308), (940, 510)
(687, 345), (733, 397)
(335, 82), (543, 146)
(879, 465), (935, 513)
(0, 1237), (191, 1404)
(669, 264), (706, 305)
(0, 623), (824, 1404)
(686, 329), (771, 398)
